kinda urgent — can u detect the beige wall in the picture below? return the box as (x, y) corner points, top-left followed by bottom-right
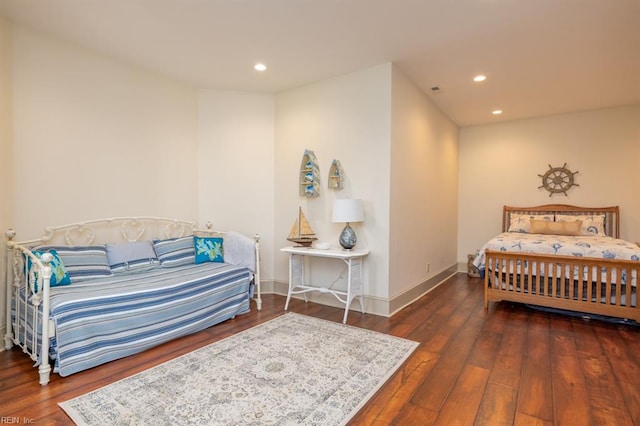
(197, 90), (275, 281)
(274, 64), (392, 309)
(6, 19), (638, 323)
(0, 16), (13, 337)
(272, 63), (460, 315)
(11, 26), (199, 239)
(389, 66), (459, 305)
(458, 105), (640, 262)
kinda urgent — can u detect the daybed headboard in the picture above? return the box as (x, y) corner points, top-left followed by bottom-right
(502, 204), (620, 238)
(8, 217), (197, 247)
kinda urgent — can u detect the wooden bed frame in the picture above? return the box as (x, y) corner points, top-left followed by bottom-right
(484, 205), (640, 322)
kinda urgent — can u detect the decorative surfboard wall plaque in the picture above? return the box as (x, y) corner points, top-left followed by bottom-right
(299, 149), (320, 197)
(328, 159), (344, 190)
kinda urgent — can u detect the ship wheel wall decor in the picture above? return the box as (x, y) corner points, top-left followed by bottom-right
(538, 163), (579, 197)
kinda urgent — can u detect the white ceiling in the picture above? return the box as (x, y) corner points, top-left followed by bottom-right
(0, 0), (638, 126)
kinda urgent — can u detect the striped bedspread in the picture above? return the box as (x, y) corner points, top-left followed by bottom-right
(19, 262), (252, 377)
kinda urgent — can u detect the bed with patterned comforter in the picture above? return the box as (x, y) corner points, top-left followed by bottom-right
(474, 232), (640, 275)
(479, 205), (640, 323)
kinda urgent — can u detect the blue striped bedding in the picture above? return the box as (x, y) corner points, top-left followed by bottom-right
(18, 262), (252, 377)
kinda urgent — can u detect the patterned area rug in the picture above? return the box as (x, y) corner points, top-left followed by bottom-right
(59, 313), (418, 425)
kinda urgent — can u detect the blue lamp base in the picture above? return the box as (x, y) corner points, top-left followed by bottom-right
(339, 223), (357, 250)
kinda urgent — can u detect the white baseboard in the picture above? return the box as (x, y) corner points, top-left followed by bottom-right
(0, 325), (5, 352)
(387, 266), (459, 316)
(269, 280), (392, 316)
(263, 264), (459, 317)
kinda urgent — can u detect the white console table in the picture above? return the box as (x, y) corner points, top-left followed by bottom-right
(281, 246), (370, 324)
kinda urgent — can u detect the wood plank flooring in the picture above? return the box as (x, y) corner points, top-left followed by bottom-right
(1, 273), (639, 425)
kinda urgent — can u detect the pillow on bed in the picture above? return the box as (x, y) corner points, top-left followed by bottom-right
(530, 219), (583, 236)
(28, 249), (71, 289)
(34, 245), (113, 282)
(194, 236), (224, 264)
(106, 241), (160, 274)
(508, 213), (553, 233)
(153, 236), (195, 267)
(555, 214), (606, 236)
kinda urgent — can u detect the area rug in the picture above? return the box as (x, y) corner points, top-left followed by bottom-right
(59, 312), (418, 425)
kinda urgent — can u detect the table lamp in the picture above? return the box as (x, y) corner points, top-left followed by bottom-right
(332, 199), (364, 250)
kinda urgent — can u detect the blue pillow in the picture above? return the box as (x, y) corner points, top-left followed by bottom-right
(194, 237), (224, 264)
(29, 249), (71, 289)
(35, 245), (113, 282)
(153, 236), (195, 267)
(106, 241), (160, 274)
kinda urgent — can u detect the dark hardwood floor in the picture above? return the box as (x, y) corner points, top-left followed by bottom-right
(1, 273), (639, 425)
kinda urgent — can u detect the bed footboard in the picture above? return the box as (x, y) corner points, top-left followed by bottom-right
(4, 230), (55, 385)
(484, 250), (640, 322)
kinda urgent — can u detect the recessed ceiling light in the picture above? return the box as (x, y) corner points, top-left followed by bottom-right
(492, 109), (503, 115)
(473, 75), (487, 82)
(254, 63), (267, 72)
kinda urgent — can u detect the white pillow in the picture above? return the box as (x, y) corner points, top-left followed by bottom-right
(508, 213), (553, 233)
(555, 214), (606, 236)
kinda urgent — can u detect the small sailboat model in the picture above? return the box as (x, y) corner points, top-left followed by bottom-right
(287, 207), (317, 247)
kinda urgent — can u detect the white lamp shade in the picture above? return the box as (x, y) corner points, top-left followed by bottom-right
(332, 199), (364, 223)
